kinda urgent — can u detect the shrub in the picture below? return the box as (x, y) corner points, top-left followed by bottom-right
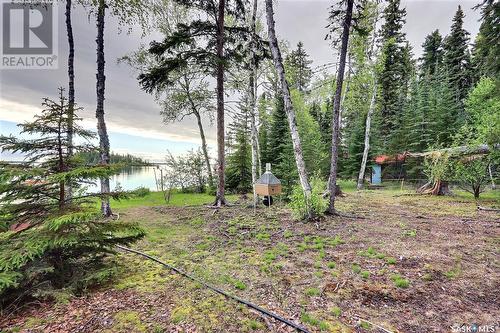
(133, 186), (150, 198)
(289, 176), (328, 220)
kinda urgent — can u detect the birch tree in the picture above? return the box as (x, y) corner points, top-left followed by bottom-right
(327, 0), (355, 214)
(265, 0), (312, 215)
(357, 3), (379, 190)
(248, 0), (261, 206)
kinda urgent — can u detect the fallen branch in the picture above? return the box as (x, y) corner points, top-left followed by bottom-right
(352, 315), (395, 333)
(477, 206), (500, 212)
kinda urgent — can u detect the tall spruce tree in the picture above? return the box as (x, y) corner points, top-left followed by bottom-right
(378, 0), (412, 153)
(226, 101), (252, 193)
(420, 30), (443, 77)
(285, 42), (314, 93)
(443, 6), (472, 109)
(472, 0), (500, 79)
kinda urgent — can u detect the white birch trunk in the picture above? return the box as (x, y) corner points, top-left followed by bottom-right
(265, 0), (312, 212)
(357, 79), (376, 190)
(249, 0), (260, 206)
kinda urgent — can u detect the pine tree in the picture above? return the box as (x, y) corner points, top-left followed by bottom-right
(258, 94), (272, 170)
(284, 42), (313, 93)
(377, 0), (412, 153)
(267, 94), (297, 197)
(420, 30), (443, 77)
(138, 0), (249, 207)
(226, 101), (252, 193)
(472, 0), (500, 79)
(443, 6), (472, 109)
(0, 89), (144, 304)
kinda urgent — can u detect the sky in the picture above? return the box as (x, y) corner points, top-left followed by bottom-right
(0, 0), (482, 162)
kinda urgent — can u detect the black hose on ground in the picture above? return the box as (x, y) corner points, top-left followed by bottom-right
(116, 245), (310, 333)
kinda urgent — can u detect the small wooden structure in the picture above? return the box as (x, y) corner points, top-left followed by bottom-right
(255, 163), (281, 197)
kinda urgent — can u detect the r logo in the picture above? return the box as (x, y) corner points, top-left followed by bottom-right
(2, 2), (53, 55)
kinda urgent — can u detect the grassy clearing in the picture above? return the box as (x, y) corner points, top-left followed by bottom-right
(99, 191), (239, 210)
(5, 186), (499, 333)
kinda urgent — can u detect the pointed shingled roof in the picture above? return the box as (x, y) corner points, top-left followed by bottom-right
(256, 171), (281, 185)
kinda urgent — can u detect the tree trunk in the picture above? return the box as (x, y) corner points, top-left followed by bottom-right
(65, 0), (75, 201)
(57, 89), (66, 209)
(249, 0), (260, 206)
(265, 0), (312, 214)
(194, 109), (213, 188)
(328, 0), (354, 215)
(338, 53), (351, 139)
(357, 79), (376, 190)
(214, 0), (227, 206)
(96, 0), (112, 216)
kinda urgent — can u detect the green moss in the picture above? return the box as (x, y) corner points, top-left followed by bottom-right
(385, 257), (397, 265)
(330, 306), (341, 317)
(314, 271), (324, 278)
(300, 312), (331, 331)
(255, 232), (270, 241)
(402, 229), (417, 237)
(352, 263), (361, 274)
(233, 280), (247, 290)
(263, 250), (277, 263)
(360, 320), (372, 329)
(305, 287), (321, 296)
(327, 261), (336, 269)
(242, 319), (265, 331)
(109, 310), (147, 333)
(190, 217), (205, 227)
(391, 274), (410, 288)
(23, 317), (48, 329)
(284, 230), (293, 238)
(358, 247), (385, 259)
(360, 271), (370, 279)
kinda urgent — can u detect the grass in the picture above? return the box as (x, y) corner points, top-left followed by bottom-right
(391, 274), (410, 288)
(99, 191), (238, 210)
(7, 185), (500, 333)
(305, 287), (321, 297)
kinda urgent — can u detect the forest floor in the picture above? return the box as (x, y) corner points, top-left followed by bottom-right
(1, 186), (499, 333)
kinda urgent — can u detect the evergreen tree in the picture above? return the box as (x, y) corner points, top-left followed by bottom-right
(138, 0), (249, 207)
(472, 0), (500, 78)
(267, 94), (297, 197)
(0, 89), (143, 304)
(258, 94), (272, 170)
(378, 0), (413, 152)
(284, 42), (313, 93)
(226, 102), (252, 193)
(420, 29), (443, 77)
(443, 6), (472, 109)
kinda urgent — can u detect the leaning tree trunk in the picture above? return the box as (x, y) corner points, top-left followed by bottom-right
(214, 0), (227, 207)
(249, 0), (260, 206)
(357, 78), (376, 190)
(96, 0), (112, 216)
(265, 0), (312, 216)
(194, 109), (214, 188)
(328, 0), (354, 215)
(65, 0), (75, 201)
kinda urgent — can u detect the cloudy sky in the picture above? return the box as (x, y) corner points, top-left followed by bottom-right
(0, 0), (482, 162)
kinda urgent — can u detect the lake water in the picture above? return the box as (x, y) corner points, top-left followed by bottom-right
(87, 166), (164, 192)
